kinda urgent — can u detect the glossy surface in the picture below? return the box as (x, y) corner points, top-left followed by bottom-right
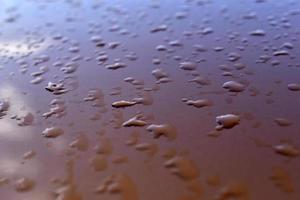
(0, 0), (300, 199)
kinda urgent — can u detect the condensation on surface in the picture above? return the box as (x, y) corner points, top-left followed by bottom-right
(0, 0), (300, 200)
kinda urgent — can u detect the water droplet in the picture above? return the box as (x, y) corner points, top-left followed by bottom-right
(16, 112), (34, 126)
(95, 174), (138, 200)
(189, 75), (211, 85)
(215, 114), (240, 130)
(112, 155), (128, 164)
(270, 167), (294, 193)
(151, 68), (171, 83)
(215, 182), (248, 200)
(105, 62), (126, 70)
(222, 81), (245, 92)
(14, 178), (34, 192)
(179, 62), (197, 70)
(273, 143), (299, 157)
(164, 156), (199, 180)
(146, 124), (177, 140)
(0, 177), (9, 186)
(22, 150), (36, 160)
(135, 143), (158, 157)
(287, 83), (300, 91)
(185, 99), (213, 108)
(42, 127), (64, 138)
(227, 52), (241, 62)
(94, 137), (112, 155)
(112, 100), (137, 108)
(150, 24), (168, 33)
(0, 100), (9, 118)
(274, 118), (292, 127)
(90, 155), (107, 172)
(122, 113), (147, 127)
(43, 99), (66, 118)
(69, 133), (89, 151)
(45, 82), (68, 95)
(273, 50), (289, 56)
(249, 29), (266, 36)
(30, 76), (44, 84)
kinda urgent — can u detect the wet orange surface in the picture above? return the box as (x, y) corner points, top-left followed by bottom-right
(0, 0), (300, 200)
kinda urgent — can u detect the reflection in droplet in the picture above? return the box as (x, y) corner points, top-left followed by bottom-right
(215, 114), (240, 130)
(42, 127), (64, 138)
